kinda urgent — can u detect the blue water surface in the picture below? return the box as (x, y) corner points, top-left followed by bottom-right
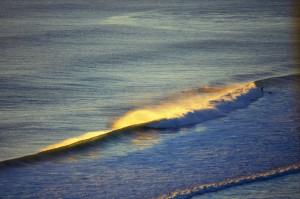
(0, 0), (298, 198)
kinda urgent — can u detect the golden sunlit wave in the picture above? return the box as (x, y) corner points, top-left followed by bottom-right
(40, 131), (108, 151)
(112, 82), (256, 129)
(40, 82), (258, 152)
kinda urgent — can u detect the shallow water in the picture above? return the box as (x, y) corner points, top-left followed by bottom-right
(192, 172), (300, 199)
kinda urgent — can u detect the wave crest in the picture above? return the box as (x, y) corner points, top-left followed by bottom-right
(149, 82), (262, 128)
(0, 81), (263, 167)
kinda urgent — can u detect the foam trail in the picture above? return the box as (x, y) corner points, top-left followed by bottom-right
(158, 164), (300, 199)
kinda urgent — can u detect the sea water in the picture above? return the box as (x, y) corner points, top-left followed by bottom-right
(0, 0), (299, 198)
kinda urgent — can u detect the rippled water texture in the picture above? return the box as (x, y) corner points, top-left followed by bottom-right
(0, 0), (298, 198)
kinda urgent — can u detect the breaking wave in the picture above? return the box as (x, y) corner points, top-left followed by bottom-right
(158, 164), (300, 199)
(149, 82), (262, 128)
(2, 74), (298, 168)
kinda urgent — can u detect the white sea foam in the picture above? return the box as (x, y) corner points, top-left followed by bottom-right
(149, 82), (263, 129)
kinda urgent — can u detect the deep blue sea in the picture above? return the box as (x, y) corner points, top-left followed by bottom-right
(0, 0), (299, 198)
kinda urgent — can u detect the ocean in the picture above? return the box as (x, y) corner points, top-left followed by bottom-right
(0, 0), (299, 198)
